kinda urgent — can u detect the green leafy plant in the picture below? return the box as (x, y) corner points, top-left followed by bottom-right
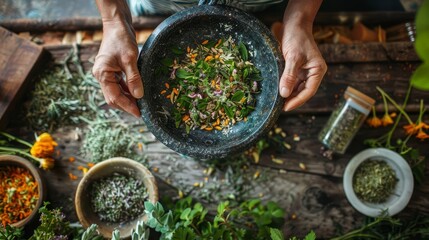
(0, 225), (23, 240)
(411, 0), (429, 90)
(144, 197), (286, 240)
(29, 202), (71, 240)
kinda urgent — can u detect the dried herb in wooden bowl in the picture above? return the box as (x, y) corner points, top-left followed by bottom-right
(90, 173), (148, 223)
(160, 36), (262, 134)
(353, 159), (398, 203)
(0, 166), (39, 227)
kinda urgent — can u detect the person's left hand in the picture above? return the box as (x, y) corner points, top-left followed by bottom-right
(278, 22), (327, 111)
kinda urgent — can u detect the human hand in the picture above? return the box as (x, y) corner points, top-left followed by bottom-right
(279, 12), (327, 111)
(92, 21), (143, 118)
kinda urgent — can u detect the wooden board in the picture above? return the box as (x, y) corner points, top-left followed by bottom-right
(0, 26), (45, 129)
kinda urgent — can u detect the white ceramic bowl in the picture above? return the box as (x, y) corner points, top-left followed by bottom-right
(343, 148), (414, 217)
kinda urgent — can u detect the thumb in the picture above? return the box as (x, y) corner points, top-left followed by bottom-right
(124, 64), (144, 98)
(279, 55), (302, 98)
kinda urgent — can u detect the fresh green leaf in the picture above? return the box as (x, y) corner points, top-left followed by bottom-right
(269, 228), (284, 240)
(411, 63), (429, 90)
(161, 58), (174, 67)
(415, 31), (429, 62)
(180, 208), (191, 220)
(304, 230), (316, 240)
(176, 69), (192, 79)
(416, 0), (429, 35)
(231, 91), (245, 102)
(238, 42), (248, 61)
(172, 227), (197, 240)
(224, 105), (235, 119)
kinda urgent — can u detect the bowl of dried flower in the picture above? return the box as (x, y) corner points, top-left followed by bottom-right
(137, 1), (284, 160)
(0, 154), (46, 228)
(343, 148), (414, 217)
(74, 157), (158, 239)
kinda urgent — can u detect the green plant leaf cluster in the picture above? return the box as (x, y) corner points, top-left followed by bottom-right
(0, 225), (23, 240)
(29, 202), (71, 240)
(143, 197), (286, 240)
(411, 0), (429, 90)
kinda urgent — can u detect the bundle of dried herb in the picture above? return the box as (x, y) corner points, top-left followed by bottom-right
(353, 159), (398, 203)
(160, 36), (262, 133)
(80, 120), (143, 163)
(90, 173), (148, 223)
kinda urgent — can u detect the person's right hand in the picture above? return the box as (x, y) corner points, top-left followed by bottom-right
(92, 20), (143, 118)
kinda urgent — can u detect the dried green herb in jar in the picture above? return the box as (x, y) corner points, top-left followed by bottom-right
(319, 87), (375, 154)
(90, 173), (148, 223)
(159, 36), (262, 134)
(353, 159), (398, 203)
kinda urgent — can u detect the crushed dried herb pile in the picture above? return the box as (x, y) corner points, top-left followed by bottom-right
(0, 166), (39, 227)
(353, 159), (398, 203)
(90, 173), (148, 223)
(160, 36), (262, 133)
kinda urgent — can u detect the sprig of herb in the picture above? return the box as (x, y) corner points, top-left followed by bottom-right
(0, 225), (23, 240)
(160, 36), (262, 134)
(29, 202), (71, 240)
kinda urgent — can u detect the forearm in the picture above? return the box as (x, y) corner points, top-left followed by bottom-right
(283, 0), (322, 30)
(95, 0), (133, 24)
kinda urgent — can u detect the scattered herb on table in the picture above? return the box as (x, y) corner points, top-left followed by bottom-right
(160, 36), (262, 134)
(80, 120), (142, 163)
(0, 166), (39, 227)
(90, 173), (148, 223)
(353, 159), (398, 203)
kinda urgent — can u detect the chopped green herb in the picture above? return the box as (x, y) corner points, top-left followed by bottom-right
(353, 159), (398, 203)
(160, 36), (262, 134)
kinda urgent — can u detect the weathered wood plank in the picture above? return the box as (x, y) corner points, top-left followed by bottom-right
(0, 17), (164, 32)
(319, 42), (420, 63)
(0, 27), (46, 129)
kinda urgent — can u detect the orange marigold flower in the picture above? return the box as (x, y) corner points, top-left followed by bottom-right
(416, 122), (429, 130)
(30, 133), (58, 158)
(403, 123), (418, 135)
(69, 173), (78, 180)
(366, 117), (382, 128)
(87, 162), (95, 168)
(40, 158), (55, 170)
(416, 129), (429, 140)
(381, 114), (394, 126)
(389, 112), (397, 118)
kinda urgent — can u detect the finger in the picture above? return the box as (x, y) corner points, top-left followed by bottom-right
(98, 71), (141, 118)
(283, 71), (323, 111)
(124, 63), (144, 99)
(279, 54), (304, 98)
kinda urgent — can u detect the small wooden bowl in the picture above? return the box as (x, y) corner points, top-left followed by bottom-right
(74, 157), (158, 239)
(0, 154), (46, 228)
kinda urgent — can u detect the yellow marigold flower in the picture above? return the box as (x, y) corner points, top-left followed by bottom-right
(30, 133), (58, 158)
(40, 158), (55, 170)
(416, 129), (429, 140)
(366, 116), (382, 128)
(403, 123), (418, 135)
(381, 114), (394, 126)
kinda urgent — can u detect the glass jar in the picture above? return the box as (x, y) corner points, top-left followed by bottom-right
(318, 86), (375, 154)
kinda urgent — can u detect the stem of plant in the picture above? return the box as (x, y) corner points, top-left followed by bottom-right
(376, 86), (413, 124)
(0, 146), (41, 164)
(0, 132), (33, 148)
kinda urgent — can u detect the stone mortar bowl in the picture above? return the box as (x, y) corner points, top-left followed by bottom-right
(74, 157), (158, 239)
(137, 1), (284, 160)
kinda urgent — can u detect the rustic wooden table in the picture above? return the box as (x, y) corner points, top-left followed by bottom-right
(2, 39), (425, 239)
(2, 11), (428, 238)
